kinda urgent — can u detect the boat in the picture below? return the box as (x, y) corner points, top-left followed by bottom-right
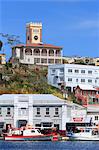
(67, 126), (99, 141)
(4, 128), (53, 141)
(4, 126), (60, 141)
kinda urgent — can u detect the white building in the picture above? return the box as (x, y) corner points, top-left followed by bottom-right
(48, 64), (99, 92)
(0, 94), (87, 131)
(11, 22), (62, 66)
(87, 105), (99, 125)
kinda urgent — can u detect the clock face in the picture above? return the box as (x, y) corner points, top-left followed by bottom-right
(34, 35), (38, 40)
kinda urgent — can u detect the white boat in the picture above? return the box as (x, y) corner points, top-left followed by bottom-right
(4, 128), (54, 141)
(67, 126), (99, 141)
(4, 124), (61, 141)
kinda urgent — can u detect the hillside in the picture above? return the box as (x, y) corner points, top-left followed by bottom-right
(0, 63), (64, 99)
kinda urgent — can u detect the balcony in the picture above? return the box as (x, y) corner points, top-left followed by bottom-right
(55, 54), (61, 57)
(49, 54), (54, 56)
(41, 53), (47, 56)
(34, 53), (40, 56)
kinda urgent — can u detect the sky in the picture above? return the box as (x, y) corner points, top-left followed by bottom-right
(0, 0), (99, 60)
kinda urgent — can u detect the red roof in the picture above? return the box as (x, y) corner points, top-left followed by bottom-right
(12, 43), (62, 49)
(96, 87), (99, 91)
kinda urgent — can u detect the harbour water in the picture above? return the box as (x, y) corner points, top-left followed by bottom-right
(0, 141), (99, 150)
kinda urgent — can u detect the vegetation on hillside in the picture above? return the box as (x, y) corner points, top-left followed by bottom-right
(0, 63), (63, 99)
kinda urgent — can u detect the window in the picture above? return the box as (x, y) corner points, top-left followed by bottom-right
(0, 108), (2, 115)
(60, 68), (64, 72)
(68, 78), (72, 82)
(46, 108), (49, 115)
(37, 107), (40, 115)
(43, 122), (52, 127)
(88, 79), (92, 83)
(51, 69), (55, 74)
(25, 48), (32, 55)
(28, 36), (29, 40)
(48, 59), (54, 64)
(75, 70), (79, 73)
(55, 107), (59, 115)
(88, 70), (92, 74)
(81, 79), (85, 83)
(35, 124), (41, 127)
(60, 76), (64, 81)
(95, 116), (98, 120)
(81, 70), (85, 73)
(41, 59), (47, 64)
(68, 69), (72, 73)
(28, 58), (30, 62)
(18, 108), (28, 116)
(95, 80), (97, 83)
(34, 58), (40, 64)
(76, 79), (78, 82)
(7, 108), (11, 115)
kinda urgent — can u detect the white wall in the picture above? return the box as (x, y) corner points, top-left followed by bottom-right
(48, 64), (99, 91)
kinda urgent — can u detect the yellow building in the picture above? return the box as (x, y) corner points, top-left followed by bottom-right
(0, 54), (6, 65)
(26, 22), (42, 44)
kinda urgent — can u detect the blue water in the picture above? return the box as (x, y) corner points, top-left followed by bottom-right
(0, 141), (99, 150)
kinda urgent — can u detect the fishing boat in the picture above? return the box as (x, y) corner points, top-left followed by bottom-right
(4, 127), (56, 141)
(67, 126), (99, 141)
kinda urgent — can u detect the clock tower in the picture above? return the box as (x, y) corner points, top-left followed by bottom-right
(26, 22), (42, 44)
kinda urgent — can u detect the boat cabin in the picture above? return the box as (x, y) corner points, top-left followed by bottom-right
(23, 129), (42, 136)
(75, 126), (99, 137)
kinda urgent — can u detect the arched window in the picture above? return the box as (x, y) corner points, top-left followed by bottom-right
(25, 48), (32, 55)
(41, 49), (47, 56)
(56, 50), (61, 56)
(34, 49), (40, 56)
(49, 49), (54, 56)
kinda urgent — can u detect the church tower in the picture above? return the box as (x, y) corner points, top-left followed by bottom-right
(26, 22), (42, 44)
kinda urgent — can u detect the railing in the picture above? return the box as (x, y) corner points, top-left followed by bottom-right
(34, 53), (40, 56)
(49, 54), (54, 56)
(41, 53), (47, 56)
(55, 54), (61, 57)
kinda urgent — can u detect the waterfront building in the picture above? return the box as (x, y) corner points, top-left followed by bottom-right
(74, 84), (99, 106)
(0, 94), (88, 131)
(74, 85), (99, 125)
(11, 22), (62, 66)
(48, 64), (99, 92)
(0, 54), (6, 65)
(87, 105), (99, 125)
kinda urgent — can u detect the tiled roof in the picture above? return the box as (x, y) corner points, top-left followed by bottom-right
(12, 43), (62, 49)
